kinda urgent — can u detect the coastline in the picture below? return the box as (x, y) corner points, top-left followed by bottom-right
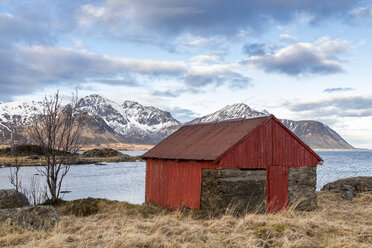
(314, 148), (371, 151)
(0, 154), (142, 167)
(80, 143), (154, 151)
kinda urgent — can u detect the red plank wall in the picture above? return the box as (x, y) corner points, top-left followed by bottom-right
(145, 159), (216, 210)
(218, 118), (319, 169)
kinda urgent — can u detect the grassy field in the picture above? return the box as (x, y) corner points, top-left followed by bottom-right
(0, 192), (371, 248)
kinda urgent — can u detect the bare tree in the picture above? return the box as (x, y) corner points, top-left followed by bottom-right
(29, 91), (85, 202)
(9, 127), (23, 190)
(22, 175), (47, 206)
(8, 127), (24, 206)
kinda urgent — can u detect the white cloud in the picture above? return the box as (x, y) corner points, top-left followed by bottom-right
(0, 44), (251, 100)
(280, 34), (297, 43)
(190, 55), (221, 65)
(245, 37), (350, 76)
(74, 0), (361, 38)
(184, 63), (251, 89)
(352, 7), (372, 17)
(20, 45), (187, 76)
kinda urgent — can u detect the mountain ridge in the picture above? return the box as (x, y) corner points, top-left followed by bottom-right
(189, 103), (353, 149)
(0, 95), (354, 149)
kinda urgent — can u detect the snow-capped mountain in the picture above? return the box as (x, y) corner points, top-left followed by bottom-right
(189, 103), (268, 124)
(0, 99), (125, 145)
(0, 101), (44, 143)
(0, 101), (43, 128)
(188, 103), (354, 149)
(0, 95), (180, 145)
(0, 97), (354, 149)
(280, 119), (354, 149)
(77, 95), (180, 144)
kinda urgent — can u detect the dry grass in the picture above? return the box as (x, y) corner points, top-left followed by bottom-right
(0, 156), (46, 167)
(81, 143), (153, 151)
(0, 155), (141, 167)
(0, 192), (371, 248)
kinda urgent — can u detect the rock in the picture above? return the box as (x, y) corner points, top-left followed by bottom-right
(321, 176), (372, 199)
(0, 206), (58, 230)
(0, 189), (30, 209)
(321, 177), (372, 193)
(342, 190), (356, 200)
(341, 185), (357, 200)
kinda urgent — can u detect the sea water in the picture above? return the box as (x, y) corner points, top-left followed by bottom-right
(0, 150), (371, 204)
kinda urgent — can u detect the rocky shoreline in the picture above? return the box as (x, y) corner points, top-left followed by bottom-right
(321, 176), (372, 200)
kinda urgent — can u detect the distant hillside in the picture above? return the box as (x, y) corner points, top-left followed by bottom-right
(0, 97), (354, 149)
(189, 103), (354, 150)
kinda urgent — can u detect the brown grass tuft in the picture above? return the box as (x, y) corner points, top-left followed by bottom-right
(0, 192), (371, 247)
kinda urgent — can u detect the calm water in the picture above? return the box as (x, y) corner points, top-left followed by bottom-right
(0, 150), (371, 204)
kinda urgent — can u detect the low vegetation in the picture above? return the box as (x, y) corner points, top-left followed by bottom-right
(0, 145), (141, 167)
(0, 144), (46, 157)
(0, 192), (371, 247)
(82, 148), (123, 157)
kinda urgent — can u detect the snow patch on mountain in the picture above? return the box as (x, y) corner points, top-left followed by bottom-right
(0, 101), (43, 127)
(188, 103), (354, 149)
(77, 95), (180, 144)
(189, 103), (267, 124)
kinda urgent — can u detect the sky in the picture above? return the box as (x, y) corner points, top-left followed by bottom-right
(1, 0), (372, 148)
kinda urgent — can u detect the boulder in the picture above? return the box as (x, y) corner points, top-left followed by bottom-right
(0, 206), (58, 230)
(341, 185), (357, 200)
(321, 176), (372, 200)
(0, 189), (30, 209)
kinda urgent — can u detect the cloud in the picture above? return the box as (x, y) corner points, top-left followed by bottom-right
(184, 64), (251, 90)
(288, 95), (372, 118)
(0, 48), (45, 101)
(190, 55), (222, 64)
(242, 43), (268, 56)
(0, 44), (251, 101)
(19, 45), (187, 77)
(0, 12), (55, 46)
(323, 87), (355, 93)
(75, 0), (361, 38)
(0, 45), (188, 101)
(280, 34), (297, 43)
(352, 7), (372, 17)
(152, 89), (186, 98)
(169, 107), (200, 122)
(245, 37), (349, 76)
(94, 78), (142, 87)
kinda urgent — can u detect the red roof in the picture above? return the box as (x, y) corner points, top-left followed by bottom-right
(143, 116), (271, 161)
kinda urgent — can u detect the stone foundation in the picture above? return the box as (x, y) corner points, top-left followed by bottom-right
(201, 169), (266, 215)
(288, 166), (317, 211)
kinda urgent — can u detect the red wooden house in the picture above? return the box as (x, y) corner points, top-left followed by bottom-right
(142, 115), (323, 213)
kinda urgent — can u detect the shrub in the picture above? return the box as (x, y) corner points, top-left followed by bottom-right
(82, 148), (122, 157)
(62, 198), (100, 217)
